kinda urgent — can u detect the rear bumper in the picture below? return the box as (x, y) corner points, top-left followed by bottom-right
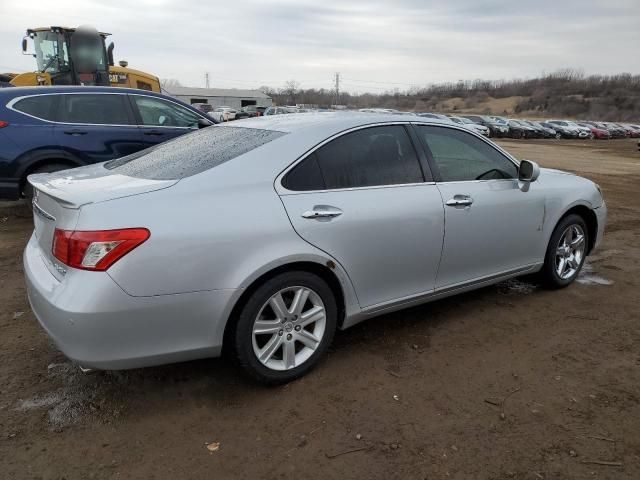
(24, 233), (239, 370)
(0, 178), (20, 200)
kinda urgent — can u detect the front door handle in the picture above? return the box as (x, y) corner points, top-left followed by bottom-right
(301, 206), (343, 219)
(63, 130), (88, 136)
(446, 195), (474, 207)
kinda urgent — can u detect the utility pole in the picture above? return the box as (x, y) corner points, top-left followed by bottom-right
(334, 72), (340, 106)
(205, 72), (210, 89)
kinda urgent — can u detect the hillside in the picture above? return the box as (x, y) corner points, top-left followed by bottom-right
(267, 70), (640, 121)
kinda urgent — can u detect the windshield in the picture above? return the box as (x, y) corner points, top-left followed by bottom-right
(105, 126), (287, 180)
(33, 31), (70, 73)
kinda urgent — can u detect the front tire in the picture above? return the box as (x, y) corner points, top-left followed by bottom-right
(540, 214), (588, 289)
(232, 271), (337, 384)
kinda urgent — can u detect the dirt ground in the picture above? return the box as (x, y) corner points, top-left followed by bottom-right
(1, 138), (639, 480)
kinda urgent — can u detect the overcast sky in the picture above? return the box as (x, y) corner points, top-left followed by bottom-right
(1, 0), (639, 93)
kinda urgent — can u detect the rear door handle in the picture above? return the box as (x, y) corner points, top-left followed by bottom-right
(144, 130), (164, 136)
(446, 195), (474, 207)
(301, 206), (343, 219)
(63, 130), (88, 136)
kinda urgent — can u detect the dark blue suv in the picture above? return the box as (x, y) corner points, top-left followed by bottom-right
(0, 86), (214, 200)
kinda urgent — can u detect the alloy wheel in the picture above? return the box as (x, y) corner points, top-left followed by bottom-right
(555, 224), (586, 280)
(252, 286), (326, 371)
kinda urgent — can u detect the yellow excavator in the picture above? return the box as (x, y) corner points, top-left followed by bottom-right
(3, 25), (160, 92)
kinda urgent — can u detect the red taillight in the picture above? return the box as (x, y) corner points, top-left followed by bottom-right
(0, 121), (9, 128)
(53, 228), (150, 271)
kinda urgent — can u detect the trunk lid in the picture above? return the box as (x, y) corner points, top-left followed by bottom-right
(28, 163), (178, 208)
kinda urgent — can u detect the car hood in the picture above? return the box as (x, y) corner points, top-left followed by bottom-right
(27, 162), (178, 208)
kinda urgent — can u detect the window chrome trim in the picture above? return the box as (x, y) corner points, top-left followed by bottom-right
(275, 121), (435, 195)
(6, 91), (204, 129)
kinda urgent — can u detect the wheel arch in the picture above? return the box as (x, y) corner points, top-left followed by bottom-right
(555, 204), (598, 255)
(221, 260), (350, 355)
(17, 150), (84, 192)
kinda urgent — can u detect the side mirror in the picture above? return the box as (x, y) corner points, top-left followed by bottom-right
(21, 37), (28, 53)
(518, 159), (540, 183)
(158, 115), (167, 125)
(198, 118), (213, 128)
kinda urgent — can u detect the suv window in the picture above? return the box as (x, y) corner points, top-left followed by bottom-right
(415, 125), (517, 182)
(12, 95), (57, 121)
(105, 126), (286, 180)
(132, 95), (201, 128)
(283, 125), (424, 191)
(59, 94), (132, 125)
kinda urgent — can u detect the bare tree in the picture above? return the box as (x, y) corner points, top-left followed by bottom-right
(282, 80), (301, 105)
(160, 78), (182, 89)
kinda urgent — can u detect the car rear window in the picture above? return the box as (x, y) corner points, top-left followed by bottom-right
(104, 126), (286, 180)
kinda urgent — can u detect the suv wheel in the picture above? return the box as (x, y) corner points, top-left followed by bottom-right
(232, 271), (337, 384)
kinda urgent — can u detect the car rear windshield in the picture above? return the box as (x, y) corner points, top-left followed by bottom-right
(104, 126), (286, 180)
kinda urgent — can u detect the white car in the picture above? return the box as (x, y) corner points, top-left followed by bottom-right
(214, 106), (238, 121)
(449, 116), (491, 136)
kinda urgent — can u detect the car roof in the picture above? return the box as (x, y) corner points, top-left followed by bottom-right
(231, 111), (450, 136)
(0, 86), (169, 98)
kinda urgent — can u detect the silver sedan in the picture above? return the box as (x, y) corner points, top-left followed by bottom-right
(24, 113), (607, 383)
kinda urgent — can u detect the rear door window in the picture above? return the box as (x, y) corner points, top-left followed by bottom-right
(283, 125), (425, 191)
(58, 94), (133, 125)
(12, 95), (58, 121)
(105, 126), (286, 180)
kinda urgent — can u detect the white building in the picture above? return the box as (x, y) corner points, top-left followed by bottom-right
(165, 86), (272, 110)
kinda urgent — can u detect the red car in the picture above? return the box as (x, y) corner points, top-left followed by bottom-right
(622, 124), (640, 138)
(577, 122), (611, 139)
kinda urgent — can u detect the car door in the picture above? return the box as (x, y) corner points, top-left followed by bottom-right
(55, 93), (143, 164)
(129, 94), (201, 147)
(413, 124), (545, 289)
(278, 124), (445, 309)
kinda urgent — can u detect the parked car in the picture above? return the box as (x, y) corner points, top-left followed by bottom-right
(416, 113), (454, 123)
(264, 106), (298, 116)
(599, 122), (629, 139)
(547, 120), (590, 139)
(515, 120), (545, 138)
(576, 122), (610, 139)
(241, 105), (266, 118)
(507, 120), (538, 139)
(213, 106), (238, 121)
(0, 86), (213, 201)
(522, 120), (558, 139)
(461, 115), (509, 137)
(448, 116), (490, 136)
(24, 113), (606, 384)
(540, 122), (576, 139)
(614, 123), (640, 138)
(622, 124), (640, 138)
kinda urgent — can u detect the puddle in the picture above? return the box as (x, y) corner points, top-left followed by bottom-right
(497, 278), (537, 295)
(577, 262), (613, 286)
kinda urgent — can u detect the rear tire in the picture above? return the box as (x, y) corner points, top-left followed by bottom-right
(232, 271), (337, 384)
(22, 163), (72, 205)
(540, 214), (589, 289)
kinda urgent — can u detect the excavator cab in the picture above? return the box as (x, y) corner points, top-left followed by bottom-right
(23, 26), (111, 87)
(8, 25), (160, 92)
